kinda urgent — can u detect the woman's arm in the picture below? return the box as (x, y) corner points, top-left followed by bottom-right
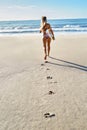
(49, 26), (55, 40)
(40, 27), (42, 33)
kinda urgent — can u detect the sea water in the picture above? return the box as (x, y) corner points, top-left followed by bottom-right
(0, 18), (87, 35)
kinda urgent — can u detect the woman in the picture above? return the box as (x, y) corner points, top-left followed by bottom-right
(40, 16), (55, 60)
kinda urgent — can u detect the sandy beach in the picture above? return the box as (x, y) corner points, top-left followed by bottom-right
(0, 34), (87, 130)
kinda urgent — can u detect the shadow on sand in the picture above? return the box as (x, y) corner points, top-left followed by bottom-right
(48, 56), (87, 72)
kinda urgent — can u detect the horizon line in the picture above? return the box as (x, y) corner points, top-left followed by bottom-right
(0, 17), (87, 22)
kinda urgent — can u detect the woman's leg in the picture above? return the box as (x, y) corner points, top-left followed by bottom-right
(43, 37), (47, 60)
(47, 37), (51, 56)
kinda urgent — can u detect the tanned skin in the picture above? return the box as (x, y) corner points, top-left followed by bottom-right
(40, 21), (55, 60)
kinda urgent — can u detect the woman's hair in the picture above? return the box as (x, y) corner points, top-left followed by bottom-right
(41, 16), (47, 28)
(42, 16), (47, 23)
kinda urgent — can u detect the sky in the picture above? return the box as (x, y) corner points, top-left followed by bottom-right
(0, 0), (87, 21)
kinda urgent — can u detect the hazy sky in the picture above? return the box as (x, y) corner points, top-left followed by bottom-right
(0, 0), (87, 20)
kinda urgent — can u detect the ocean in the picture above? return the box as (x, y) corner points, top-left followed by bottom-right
(0, 18), (87, 35)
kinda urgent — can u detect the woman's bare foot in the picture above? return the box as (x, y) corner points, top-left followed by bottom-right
(44, 55), (47, 60)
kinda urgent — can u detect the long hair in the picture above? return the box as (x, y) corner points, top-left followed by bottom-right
(40, 16), (47, 28)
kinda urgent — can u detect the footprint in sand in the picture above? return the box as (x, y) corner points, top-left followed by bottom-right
(41, 64), (45, 66)
(45, 61), (48, 63)
(44, 113), (55, 118)
(47, 76), (52, 79)
(48, 91), (55, 95)
(46, 68), (50, 70)
(49, 81), (57, 84)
